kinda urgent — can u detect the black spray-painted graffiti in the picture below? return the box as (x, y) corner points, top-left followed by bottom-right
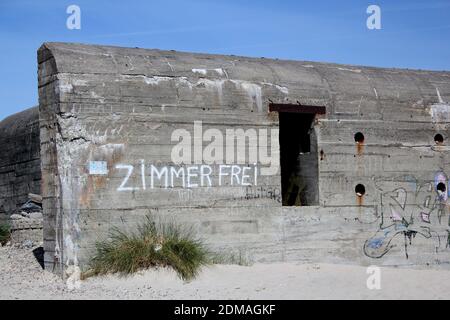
(245, 186), (282, 203)
(364, 172), (450, 259)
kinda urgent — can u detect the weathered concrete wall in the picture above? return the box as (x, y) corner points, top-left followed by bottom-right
(0, 107), (41, 220)
(37, 42), (450, 277)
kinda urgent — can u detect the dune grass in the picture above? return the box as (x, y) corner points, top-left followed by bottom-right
(209, 250), (251, 266)
(0, 223), (10, 246)
(85, 217), (211, 281)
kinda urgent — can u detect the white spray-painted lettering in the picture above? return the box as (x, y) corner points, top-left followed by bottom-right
(116, 164), (137, 191)
(115, 162), (258, 191)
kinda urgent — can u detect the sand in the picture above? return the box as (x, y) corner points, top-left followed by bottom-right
(1, 245), (449, 300)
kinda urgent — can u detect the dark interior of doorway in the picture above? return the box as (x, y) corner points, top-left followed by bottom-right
(279, 112), (319, 206)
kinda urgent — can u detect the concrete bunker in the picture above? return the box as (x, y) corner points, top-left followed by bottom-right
(2, 42), (450, 278)
(0, 107), (41, 220)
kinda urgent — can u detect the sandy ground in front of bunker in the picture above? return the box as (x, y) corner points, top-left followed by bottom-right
(1, 245), (450, 300)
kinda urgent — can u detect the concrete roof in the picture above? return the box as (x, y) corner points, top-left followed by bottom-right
(0, 107), (39, 138)
(38, 42), (450, 119)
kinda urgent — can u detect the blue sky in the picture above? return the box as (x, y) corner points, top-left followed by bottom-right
(1, 0), (450, 120)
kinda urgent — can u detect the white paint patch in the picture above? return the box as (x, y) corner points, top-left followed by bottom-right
(90, 91), (105, 103)
(302, 64), (315, 68)
(436, 87), (444, 103)
(214, 68), (225, 76)
(98, 143), (125, 154)
(196, 79), (226, 102)
(143, 76), (171, 85)
(54, 115), (94, 282)
(177, 77), (193, 90)
(262, 82), (289, 95)
(192, 69), (207, 75)
(89, 161), (108, 175)
(275, 85), (289, 95)
(119, 74), (193, 90)
(72, 79), (88, 86)
(149, 123), (162, 130)
(64, 234), (77, 266)
(337, 67), (362, 73)
(196, 78), (226, 88)
(120, 74), (285, 111)
(66, 265), (81, 291)
(119, 74), (171, 85)
(166, 61), (174, 72)
(197, 78), (287, 110)
(357, 96), (364, 110)
(429, 103), (450, 122)
(192, 68), (226, 76)
(59, 83), (74, 94)
(373, 88), (379, 99)
(429, 87), (450, 122)
(231, 80), (263, 112)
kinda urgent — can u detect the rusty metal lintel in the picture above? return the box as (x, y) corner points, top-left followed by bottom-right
(269, 103), (326, 114)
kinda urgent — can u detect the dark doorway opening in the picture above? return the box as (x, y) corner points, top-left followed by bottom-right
(271, 104), (324, 206)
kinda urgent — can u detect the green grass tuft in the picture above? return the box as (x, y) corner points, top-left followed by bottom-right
(86, 217), (211, 281)
(209, 250), (251, 266)
(0, 223), (10, 246)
